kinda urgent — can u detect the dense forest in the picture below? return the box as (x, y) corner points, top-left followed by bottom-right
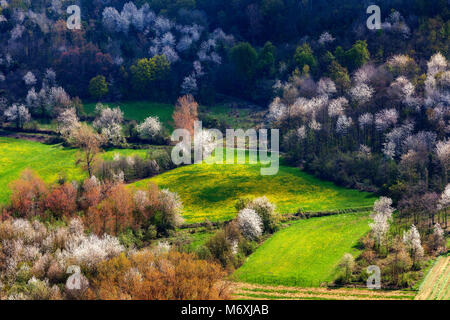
(0, 0), (448, 103)
(1, 0), (447, 221)
(0, 0), (448, 300)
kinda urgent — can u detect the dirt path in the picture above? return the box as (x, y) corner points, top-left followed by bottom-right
(231, 282), (415, 300)
(415, 255), (449, 300)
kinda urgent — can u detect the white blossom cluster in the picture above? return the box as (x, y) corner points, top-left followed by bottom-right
(336, 115), (353, 134)
(194, 129), (220, 161)
(370, 197), (395, 246)
(158, 189), (184, 227)
(438, 184), (450, 211)
(425, 53), (449, 107)
(4, 104), (31, 128)
(375, 108), (399, 132)
(381, 11), (411, 38)
(382, 122), (414, 159)
(0, 218), (124, 299)
(25, 71), (71, 116)
(181, 61), (205, 95)
(402, 225), (424, 261)
(62, 234), (124, 272)
(237, 208), (263, 241)
(93, 105), (125, 146)
(23, 71), (37, 86)
(56, 107), (80, 139)
(350, 83), (374, 104)
(353, 64), (377, 85)
(136, 116), (162, 140)
(358, 113), (374, 130)
(318, 32), (335, 45)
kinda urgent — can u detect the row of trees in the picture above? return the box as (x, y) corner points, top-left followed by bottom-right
(1, 1), (448, 107)
(7, 169), (184, 238)
(272, 51), (449, 232)
(200, 196), (279, 271)
(0, 217), (229, 300)
(335, 197), (447, 287)
(364, 197), (446, 287)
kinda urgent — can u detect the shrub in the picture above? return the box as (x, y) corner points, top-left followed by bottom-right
(96, 154), (160, 183)
(335, 253), (355, 285)
(8, 277), (62, 300)
(0, 217), (126, 299)
(85, 184), (134, 236)
(89, 76), (108, 101)
(79, 176), (102, 210)
(45, 183), (77, 219)
(235, 198), (251, 212)
(9, 170), (48, 219)
(204, 230), (235, 269)
(62, 233), (124, 273)
(237, 208), (263, 241)
(246, 196), (278, 233)
(156, 189), (184, 233)
(88, 251), (230, 300)
(426, 223), (446, 254)
(137, 116), (162, 140)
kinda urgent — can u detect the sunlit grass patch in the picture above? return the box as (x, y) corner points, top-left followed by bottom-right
(233, 213), (371, 287)
(0, 137), (151, 204)
(84, 101), (175, 128)
(132, 153), (376, 223)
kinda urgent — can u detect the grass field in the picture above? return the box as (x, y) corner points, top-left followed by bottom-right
(84, 101), (175, 127)
(132, 156), (376, 223)
(1, 136), (376, 225)
(0, 137), (150, 204)
(415, 255), (449, 300)
(233, 213), (372, 287)
(231, 282), (415, 300)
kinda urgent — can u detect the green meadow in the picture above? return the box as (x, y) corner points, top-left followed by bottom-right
(132, 152), (376, 223)
(234, 212), (371, 287)
(84, 101), (175, 127)
(0, 137), (149, 204)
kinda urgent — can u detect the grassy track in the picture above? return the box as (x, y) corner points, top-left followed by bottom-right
(0, 137), (149, 204)
(234, 213), (372, 287)
(231, 282), (415, 300)
(415, 255), (450, 300)
(131, 151), (376, 223)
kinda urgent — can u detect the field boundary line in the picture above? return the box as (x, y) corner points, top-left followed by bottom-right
(180, 206), (374, 229)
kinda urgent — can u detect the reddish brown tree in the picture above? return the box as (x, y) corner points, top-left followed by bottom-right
(133, 182), (161, 227)
(9, 169), (48, 218)
(45, 183), (77, 218)
(79, 177), (102, 211)
(87, 184), (134, 236)
(172, 95), (198, 136)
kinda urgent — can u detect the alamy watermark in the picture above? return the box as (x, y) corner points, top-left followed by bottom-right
(367, 265), (381, 289)
(366, 5), (382, 30)
(65, 4), (385, 32)
(66, 5), (81, 30)
(66, 265), (83, 290)
(171, 121), (280, 176)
